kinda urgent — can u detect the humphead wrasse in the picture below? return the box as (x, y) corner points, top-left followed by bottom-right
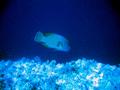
(34, 31), (70, 52)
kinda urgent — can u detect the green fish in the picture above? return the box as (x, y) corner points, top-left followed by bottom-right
(34, 31), (70, 52)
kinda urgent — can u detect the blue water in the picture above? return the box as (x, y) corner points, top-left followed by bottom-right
(0, 0), (120, 89)
(0, 0), (120, 64)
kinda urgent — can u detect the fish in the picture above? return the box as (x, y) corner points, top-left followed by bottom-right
(34, 31), (70, 52)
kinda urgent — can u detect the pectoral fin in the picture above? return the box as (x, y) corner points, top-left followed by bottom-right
(57, 41), (63, 48)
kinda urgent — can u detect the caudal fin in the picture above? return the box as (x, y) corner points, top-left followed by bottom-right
(34, 31), (44, 42)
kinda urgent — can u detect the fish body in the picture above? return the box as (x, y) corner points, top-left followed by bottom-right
(34, 31), (70, 52)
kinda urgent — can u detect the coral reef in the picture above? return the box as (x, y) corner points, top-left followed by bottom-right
(0, 57), (120, 90)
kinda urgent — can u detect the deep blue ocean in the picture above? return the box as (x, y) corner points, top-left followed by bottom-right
(0, 0), (120, 65)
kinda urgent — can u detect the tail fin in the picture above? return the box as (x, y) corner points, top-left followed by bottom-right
(34, 31), (44, 42)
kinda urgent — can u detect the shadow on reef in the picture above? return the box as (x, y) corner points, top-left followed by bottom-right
(0, 50), (8, 60)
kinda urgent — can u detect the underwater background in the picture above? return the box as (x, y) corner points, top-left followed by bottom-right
(0, 0), (120, 90)
(0, 0), (120, 64)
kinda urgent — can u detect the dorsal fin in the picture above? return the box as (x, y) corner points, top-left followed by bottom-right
(44, 33), (53, 36)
